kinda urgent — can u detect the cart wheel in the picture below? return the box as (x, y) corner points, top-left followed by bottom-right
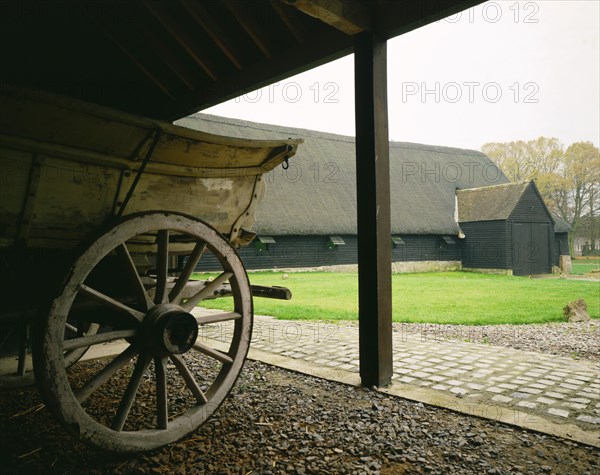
(34, 212), (252, 453)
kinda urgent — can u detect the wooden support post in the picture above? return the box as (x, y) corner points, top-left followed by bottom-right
(354, 30), (393, 387)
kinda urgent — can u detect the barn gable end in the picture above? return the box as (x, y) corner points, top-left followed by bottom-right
(507, 182), (554, 275)
(508, 182), (555, 224)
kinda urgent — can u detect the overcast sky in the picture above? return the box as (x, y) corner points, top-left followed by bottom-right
(206, 0), (599, 151)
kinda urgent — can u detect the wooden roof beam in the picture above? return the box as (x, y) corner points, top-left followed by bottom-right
(100, 27), (175, 100)
(179, 0), (243, 70)
(282, 0), (370, 35)
(162, 26), (351, 119)
(142, 0), (218, 81)
(133, 21), (197, 91)
(270, 0), (307, 44)
(222, 0), (273, 58)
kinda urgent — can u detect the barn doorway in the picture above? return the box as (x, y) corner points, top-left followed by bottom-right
(512, 222), (551, 276)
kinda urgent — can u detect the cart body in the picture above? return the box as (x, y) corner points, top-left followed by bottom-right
(0, 86), (299, 452)
(0, 86), (299, 250)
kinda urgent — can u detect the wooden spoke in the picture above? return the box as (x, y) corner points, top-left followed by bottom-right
(65, 322), (99, 338)
(170, 354), (208, 405)
(78, 284), (145, 322)
(17, 324), (29, 377)
(155, 356), (168, 430)
(181, 272), (233, 311)
(117, 243), (154, 310)
(75, 345), (138, 403)
(192, 341), (233, 365)
(112, 352), (151, 432)
(169, 241), (207, 304)
(154, 230), (169, 304)
(63, 329), (136, 351)
(194, 311), (241, 326)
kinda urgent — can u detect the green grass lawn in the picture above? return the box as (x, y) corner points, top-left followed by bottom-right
(195, 271), (600, 325)
(572, 258), (600, 275)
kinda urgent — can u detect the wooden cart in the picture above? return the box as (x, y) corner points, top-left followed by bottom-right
(0, 86), (300, 452)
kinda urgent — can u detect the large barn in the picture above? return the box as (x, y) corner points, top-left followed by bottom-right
(179, 114), (569, 276)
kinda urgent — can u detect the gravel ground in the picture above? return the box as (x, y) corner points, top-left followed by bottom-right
(1, 358), (598, 475)
(391, 320), (600, 362)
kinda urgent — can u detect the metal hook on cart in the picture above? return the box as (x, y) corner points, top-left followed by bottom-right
(282, 143), (293, 170)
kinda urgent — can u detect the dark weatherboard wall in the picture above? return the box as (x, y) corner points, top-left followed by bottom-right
(193, 235), (462, 272)
(460, 220), (508, 270)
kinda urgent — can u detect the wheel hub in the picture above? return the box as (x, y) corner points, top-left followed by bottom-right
(144, 304), (198, 355)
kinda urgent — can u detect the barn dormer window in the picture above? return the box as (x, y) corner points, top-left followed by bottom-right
(327, 236), (345, 249)
(255, 236), (276, 252)
(391, 236), (406, 247)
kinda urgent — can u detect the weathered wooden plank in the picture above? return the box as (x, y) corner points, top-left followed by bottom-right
(142, 0), (219, 81)
(283, 0), (370, 35)
(181, 0), (244, 70)
(0, 87), (301, 169)
(222, 0), (273, 58)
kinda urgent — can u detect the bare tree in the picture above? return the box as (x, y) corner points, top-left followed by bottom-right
(482, 137), (563, 182)
(560, 142), (600, 252)
(482, 138), (600, 254)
